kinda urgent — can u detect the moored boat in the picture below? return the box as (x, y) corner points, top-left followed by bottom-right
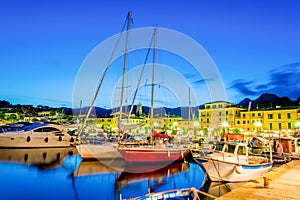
(117, 144), (190, 164)
(0, 123), (78, 148)
(193, 141), (272, 182)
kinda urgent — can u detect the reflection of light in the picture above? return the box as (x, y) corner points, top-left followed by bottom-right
(173, 122), (178, 127)
(222, 121), (229, 127)
(253, 121), (263, 127)
(193, 121), (199, 127)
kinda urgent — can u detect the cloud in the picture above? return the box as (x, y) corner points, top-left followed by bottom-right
(230, 62), (300, 99)
(229, 79), (258, 96)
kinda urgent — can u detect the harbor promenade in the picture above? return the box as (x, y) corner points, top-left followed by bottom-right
(216, 160), (300, 200)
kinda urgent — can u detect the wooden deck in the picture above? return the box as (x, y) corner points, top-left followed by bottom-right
(216, 160), (300, 200)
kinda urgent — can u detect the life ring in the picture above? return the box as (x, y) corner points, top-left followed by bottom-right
(44, 137), (48, 143)
(26, 136), (30, 142)
(59, 136), (62, 142)
(235, 165), (243, 174)
(189, 187), (199, 200)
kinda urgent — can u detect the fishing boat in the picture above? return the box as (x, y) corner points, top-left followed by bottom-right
(0, 123), (78, 148)
(193, 141), (272, 182)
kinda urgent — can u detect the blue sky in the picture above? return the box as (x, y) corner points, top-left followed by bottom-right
(1, 0), (300, 108)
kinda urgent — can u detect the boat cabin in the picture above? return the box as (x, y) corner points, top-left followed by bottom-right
(215, 142), (248, 156)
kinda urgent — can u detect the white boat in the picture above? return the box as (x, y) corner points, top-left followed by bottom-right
(76, 143), (123, 161)
(0, 123), (78, 148)
(193, 141), (272, 182)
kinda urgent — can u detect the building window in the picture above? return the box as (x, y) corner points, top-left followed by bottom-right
(218, 104), (223, 108)
(258, 113), (261, 116)
(287, 113), (291, 119)
(207, 118), (209, 123)
(288, 123), (291, 129)
(219, 112), (222, 116)
(206, 105), (210, 109)
(269, 123), (273, 130)
(212, 105), (216, 108)
(243, 121), (246, 124)
(252, 113), (255, 117)
(268, 114), (273, 119)
(279, 123), (282, 129)
(237, 121), (240, 124)
(226, 111), (228, 115)
(278, 114), (281, 119)
(242, 114), (246, 118)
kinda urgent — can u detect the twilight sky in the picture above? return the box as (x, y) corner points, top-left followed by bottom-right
(1, 0), (300, 108)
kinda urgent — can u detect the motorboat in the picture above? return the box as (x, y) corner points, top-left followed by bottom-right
(193, 141), (272, 182)
(0, 123), (78, 148)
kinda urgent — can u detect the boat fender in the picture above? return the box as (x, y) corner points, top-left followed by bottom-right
(70, 137), (74, 143)
(235, 165), (243, 174)
(189, 187), (199, 200)
(44, 137), (48, 143)
(26, 136), (30, 142)
(59, 136), (62, 142)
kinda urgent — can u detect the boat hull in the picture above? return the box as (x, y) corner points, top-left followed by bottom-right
(195, 158), (272, 182)
(117, 146), (190, 163)
(76, 143), (123, 160)
(0, 135), (75, 148)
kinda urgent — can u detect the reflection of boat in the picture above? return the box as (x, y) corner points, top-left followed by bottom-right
(117, 161), (189, 186)
(73, 159), (125, 176)
(0, 123), (77, 148)
(193, 141), (272, 182)
(119, 162), (206, 199)
(200, 179), (245, 199)
(0, 147), (76, 168)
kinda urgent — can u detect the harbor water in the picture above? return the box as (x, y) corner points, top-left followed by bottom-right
(0, 147), (242, 200)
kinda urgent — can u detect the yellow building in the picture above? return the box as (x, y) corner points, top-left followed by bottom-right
(198, 101), (245, 135)
(235, 108), (300, 133)
(198, 101), (300, 135)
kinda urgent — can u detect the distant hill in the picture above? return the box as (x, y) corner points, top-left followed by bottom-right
(67, 105), (199, 119)
(237, 93), (300, 109)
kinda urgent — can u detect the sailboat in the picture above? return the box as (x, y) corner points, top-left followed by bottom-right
(76, 12), (134, 162)
(117, 28), (191, 164)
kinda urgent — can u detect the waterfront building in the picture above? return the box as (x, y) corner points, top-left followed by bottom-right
(235, 107), (300, 133)
(198, 101), (245, 136)
(198, 101), (300, 136)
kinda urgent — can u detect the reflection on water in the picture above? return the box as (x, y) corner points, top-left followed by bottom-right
(200, 180), (246, 199)
(0, 148), (238, 200)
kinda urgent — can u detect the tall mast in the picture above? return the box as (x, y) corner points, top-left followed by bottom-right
(188, 87), (191, 121)
(119, 12), (131, 125)
(150, 27), (157, 144)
